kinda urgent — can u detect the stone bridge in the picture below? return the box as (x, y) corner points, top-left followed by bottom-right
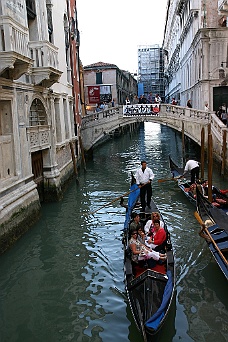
(81, 104), (228, 172)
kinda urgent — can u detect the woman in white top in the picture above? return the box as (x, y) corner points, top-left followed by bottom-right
(144, 212), (164, 235)
(129, 230), (166, 265)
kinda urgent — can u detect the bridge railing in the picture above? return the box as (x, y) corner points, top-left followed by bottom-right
(162, 104), (210, 122)
(122, 103), (227, 139)
(122, 103), (210, 122)
(82, 103), (227, 148)
(81, 107), (120, 128)
(162, 105), (228, 147)
(81, 103), (227, 170)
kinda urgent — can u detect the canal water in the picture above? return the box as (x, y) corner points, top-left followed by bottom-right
(0, 123), (227, 342)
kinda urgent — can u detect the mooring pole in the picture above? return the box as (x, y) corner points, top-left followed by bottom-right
(208, 133), (213, 203)
(221, 130), (227, 176)
(200, 127), (205, 180)
(69, 140), (79, 184)
(182, 121), (185, 164)
(79, 135), (87, 171)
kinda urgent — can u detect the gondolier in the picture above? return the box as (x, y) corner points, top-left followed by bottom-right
(122, 174), (175, 340)
(135, 160), (155, 212)
(180, 156), (200, 184)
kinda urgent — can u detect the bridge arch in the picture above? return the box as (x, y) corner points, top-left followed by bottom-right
(81, 104), (228, 172)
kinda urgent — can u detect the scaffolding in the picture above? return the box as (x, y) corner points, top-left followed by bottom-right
(138, 44), (165, 102)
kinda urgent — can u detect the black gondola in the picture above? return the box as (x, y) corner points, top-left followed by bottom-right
(169, 156), (228, 212)
(195, 186), (228, 280)
(169, 155), (196, 205)
(122, 177), (175, 341)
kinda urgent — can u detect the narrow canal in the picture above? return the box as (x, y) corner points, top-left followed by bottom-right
(0, 123), (227, 342)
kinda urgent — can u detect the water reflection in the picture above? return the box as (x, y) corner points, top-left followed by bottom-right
(177, 260), (228, 342)
(0, 123), (227, 342)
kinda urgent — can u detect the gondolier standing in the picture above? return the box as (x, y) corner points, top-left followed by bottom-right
(135, 161), (155, 212)
(180, 156), (200, 184)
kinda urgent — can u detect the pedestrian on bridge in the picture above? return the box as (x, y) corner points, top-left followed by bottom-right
(132, 95), (139, 104)
(147, 92), (153, 104)
(187, 99), (192, 108)
(171, 98), (177, 105)
(204, 103), (209, 111)
(125, 96), (130, 105)
(155, 94), (162, 104)
(135, 161), (155, 213)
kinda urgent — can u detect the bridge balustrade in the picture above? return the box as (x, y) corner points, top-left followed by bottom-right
(81, 107), (120, 128)
(81, 104), (228, 171)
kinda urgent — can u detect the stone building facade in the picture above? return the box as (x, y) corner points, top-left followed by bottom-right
(0, 0), (82, 253)
(163, 0), (228, 111)
(83, 62), (138, 110)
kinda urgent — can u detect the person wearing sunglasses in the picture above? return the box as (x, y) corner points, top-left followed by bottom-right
(129, 230), (166, 268)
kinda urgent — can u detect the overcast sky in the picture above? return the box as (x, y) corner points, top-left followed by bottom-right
(77, 0), (168, 74)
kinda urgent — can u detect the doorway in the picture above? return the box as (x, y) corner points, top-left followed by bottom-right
(31, 150), (44, 202)
(213, 86), (228, 112)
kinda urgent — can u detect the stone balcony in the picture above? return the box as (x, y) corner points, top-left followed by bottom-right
(27, 125), (51, 152)
(0, 16), (33, 79)
(29, 41), (62, 87)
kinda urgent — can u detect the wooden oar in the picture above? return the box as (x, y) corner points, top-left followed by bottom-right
(158, 177), (179, 183)
(89, 182), (149, 215)
(194, 211), (228, 265)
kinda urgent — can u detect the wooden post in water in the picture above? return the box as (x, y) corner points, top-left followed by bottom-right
(200, 127), (205, 180)
(182, 122), (185, 164)
(208, 133), (213, 203)
(69, 141), (79, 184)
(207, 122), (211, 136)
(221, 130), (227, 176)
(79, 135), (87, 171)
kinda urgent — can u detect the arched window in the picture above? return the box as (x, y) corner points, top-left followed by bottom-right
(29, 99), (47, 126)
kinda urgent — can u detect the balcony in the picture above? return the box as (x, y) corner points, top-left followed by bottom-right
(219, 0), (228, 13)
(0, 16), (33, 79)
(27, 125), (51, 152)
(29, 41), (62, 87)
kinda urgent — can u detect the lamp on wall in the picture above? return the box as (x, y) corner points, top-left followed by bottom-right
(219, 62), (226, 79)
(218, 61), (228, 85)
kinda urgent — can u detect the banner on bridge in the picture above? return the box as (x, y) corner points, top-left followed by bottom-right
(123, 104), (160, 116)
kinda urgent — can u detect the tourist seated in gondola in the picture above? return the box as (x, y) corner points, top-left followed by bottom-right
(145, 219), (167, 252)
(137, 226), (146, 244)
(129, 230), (167, 272)
(184, 183), (197, 198)
(129, 212), (142, 234)
(144, 212), (164, 235)
(201, 180), (228, 207)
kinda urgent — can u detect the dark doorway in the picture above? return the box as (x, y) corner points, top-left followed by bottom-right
(31, 150), (44, 202)
(213, 86), (228, 112)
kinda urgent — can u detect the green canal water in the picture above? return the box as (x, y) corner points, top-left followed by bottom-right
(0, 123), (227, 342)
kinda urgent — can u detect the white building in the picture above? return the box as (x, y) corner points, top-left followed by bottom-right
(0, 0), (80, 253)
(83, 62), (138, 108)
(163, 0), (228, 111)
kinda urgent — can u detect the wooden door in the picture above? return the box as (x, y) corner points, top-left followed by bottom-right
(31, 151), (44, 201)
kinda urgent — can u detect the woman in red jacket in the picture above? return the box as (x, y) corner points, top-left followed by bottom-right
(146, 219), (166, 252)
